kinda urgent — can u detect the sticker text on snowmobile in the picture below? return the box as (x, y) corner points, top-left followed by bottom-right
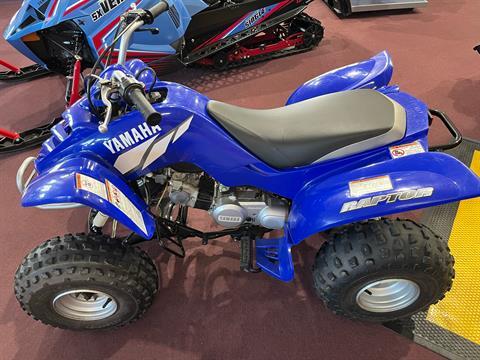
(340, 187), (434, 213)
(91, 0), (128, 22)
(103, 122), (162, 154)
(244, 7), (267, 28)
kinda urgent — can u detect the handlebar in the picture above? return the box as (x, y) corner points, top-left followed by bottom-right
(93, 2), (169, 130)
(120, 1), (168, 126)
(117, 1), (169, 65)
(145, 1), (169, 23)
(126, 86), (162, 126)
(113, 71), (162, 126)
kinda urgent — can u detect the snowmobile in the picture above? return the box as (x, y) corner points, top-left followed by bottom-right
(0, 0), (323, 154)
(14, 2), (478, 330)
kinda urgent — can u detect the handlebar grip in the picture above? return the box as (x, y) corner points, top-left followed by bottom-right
(145, 1), (169, 22)
(125, 86), (162, 126)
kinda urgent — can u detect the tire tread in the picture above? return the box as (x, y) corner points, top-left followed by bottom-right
(313, 219), (454, 322)
(14, 233), (158, 330)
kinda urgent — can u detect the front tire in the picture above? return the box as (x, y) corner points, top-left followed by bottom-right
(313, 219), (454, 322)
(14, 233), (158, 330)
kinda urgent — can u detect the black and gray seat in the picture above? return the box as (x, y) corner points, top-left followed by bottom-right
(207, 89), (406, 169)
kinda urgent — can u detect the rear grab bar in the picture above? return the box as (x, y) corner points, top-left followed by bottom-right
(428, 109), (462, 152)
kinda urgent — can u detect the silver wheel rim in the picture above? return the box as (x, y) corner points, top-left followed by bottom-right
(53, 289), (118, 321)
(356, 279), (420, 313)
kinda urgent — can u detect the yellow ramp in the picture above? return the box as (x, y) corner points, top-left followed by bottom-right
(426, 150), (480, 345)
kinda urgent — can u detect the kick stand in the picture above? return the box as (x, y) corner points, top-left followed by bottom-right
(240, 235), (261, 273)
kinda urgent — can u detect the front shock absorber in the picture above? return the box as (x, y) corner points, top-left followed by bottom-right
(65, 33), (83, 105)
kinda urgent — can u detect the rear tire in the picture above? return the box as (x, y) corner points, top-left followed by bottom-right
(312, 219), (454, 322)
(14, 233), (158, 330)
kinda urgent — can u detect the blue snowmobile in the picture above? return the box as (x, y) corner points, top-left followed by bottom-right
(0, 0), (322, 153)
(14, 2), (479, 330)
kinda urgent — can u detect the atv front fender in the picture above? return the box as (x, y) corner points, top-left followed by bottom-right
(21, 156), (155, 239)
(286, 152), (480, 245)
(286, 51), (393, 104)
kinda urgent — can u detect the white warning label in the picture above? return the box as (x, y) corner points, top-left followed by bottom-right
(389, 141), (425, 159)
(105, 180), (147, 235)
(75, 173), (107, 200)
(349, 175), (393, 198)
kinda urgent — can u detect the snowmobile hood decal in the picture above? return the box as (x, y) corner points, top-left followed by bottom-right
(64, 0), (95, 16)
(91, 0), (129, 22)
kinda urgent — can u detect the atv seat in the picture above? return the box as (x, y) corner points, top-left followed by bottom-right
(207, 89), (406, 168)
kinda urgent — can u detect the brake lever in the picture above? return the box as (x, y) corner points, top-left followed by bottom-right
(98, 84), (117, 134)
(135, 28), (160, 35)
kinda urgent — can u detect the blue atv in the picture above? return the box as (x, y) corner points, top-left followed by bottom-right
(14, 2), (480, 330)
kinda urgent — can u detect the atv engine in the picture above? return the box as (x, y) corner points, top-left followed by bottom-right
(211, 187), (288, 229)
(164, 170), (288, 230)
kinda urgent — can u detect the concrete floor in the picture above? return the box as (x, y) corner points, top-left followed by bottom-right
(1, 0), (479, 359)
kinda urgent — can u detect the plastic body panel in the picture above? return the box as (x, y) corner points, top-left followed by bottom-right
(349, 0), (428, 13)
(286, 51), (393, 104)
(322, 0), (427, 16)
(287, 152), (480, 244)
(3, 0), (209, 62)
(22, 155), (156, 238)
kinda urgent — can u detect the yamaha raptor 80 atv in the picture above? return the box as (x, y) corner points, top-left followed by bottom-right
(14, 2), (478, 330)
(0, 0), (323, 154)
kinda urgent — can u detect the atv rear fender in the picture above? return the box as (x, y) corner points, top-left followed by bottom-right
(286, 152), (480, 244)
(286, 51), (393, 104)
(258, 151), (480, 282)
(21, 156), (156, 239)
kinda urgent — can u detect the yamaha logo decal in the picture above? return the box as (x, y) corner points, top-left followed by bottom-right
(112, 116), (193, 175)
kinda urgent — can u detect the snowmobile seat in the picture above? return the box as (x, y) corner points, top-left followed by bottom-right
(207, 89), (406, 169)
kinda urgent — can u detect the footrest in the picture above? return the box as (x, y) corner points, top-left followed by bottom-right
(240, 236), (251, 271)
(256, 236), (294, 282)
(240, 236), (261, 273)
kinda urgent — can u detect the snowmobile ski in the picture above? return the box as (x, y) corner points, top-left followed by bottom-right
(0, 117), (61, 154)
(0, 61), (52, 82)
